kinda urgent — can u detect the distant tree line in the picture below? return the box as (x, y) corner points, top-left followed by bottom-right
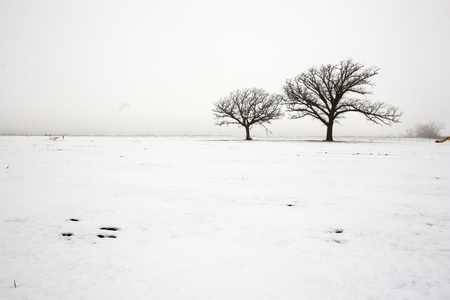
(213, 59), (402, 141)
(405, 122), (446, 139)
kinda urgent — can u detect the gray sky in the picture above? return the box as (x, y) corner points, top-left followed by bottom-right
(1, 0), (449, 137)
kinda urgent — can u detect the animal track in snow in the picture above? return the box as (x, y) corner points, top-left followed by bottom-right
(97, 234), (116, 239)
(100, 227), (119, 231)
(63, 219), (120, 239)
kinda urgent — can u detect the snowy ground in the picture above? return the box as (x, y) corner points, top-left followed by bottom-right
(0, 135), (449, 300)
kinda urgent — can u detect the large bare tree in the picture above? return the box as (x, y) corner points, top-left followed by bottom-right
(213, 88), (284, 140)
(283, 59), (402, 141)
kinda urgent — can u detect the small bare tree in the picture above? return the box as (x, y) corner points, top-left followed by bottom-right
(283, 59), (402, 141)
(213, 88), (284, 140)
(414, 122), (446, 139)
(405, 128), (415, 138)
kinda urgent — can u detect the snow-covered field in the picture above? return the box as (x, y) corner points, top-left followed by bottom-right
(1, 135), (449, 300)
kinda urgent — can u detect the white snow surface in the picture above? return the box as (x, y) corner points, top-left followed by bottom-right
(1, 136), (449, 300)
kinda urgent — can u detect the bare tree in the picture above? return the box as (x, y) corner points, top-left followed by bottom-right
(414, 121), (446, 139)
(283, 59), (402, 141)
(404, 128), (415, 138)
(213, 88), (284, 140)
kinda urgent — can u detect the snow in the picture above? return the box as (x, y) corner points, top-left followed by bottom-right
(1, 135), (449, 300)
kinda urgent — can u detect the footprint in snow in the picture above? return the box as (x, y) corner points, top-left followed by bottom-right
(97, 227), (120, 239)
(100, 227), (119, 231)
(63, 219), (121, 239)
(97, 234), (116, 239)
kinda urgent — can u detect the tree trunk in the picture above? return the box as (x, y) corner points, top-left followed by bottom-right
(245, 126), (252, 140)
(326, 122), (333, 141)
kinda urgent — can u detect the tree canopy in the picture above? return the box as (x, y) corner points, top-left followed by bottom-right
(283, 59), (402, 141)
(213, 88), (284, 140)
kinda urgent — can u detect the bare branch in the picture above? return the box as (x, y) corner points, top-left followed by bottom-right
(336, 99), (402, 125)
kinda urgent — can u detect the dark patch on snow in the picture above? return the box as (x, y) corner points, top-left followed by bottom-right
(334, 229), (344, 233)
(100, 227), (119, 231)
(287, 204), (295, 207)
(69, 218), (79, 222)
(97, 234), (116, 239)
(352, 153), (389, 156)
(62, 233), (73, 237)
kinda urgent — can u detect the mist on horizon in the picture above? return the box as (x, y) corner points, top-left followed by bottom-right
(1, 0), (449, 138)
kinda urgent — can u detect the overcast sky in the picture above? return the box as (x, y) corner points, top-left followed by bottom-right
(1, 0), (449, 137)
